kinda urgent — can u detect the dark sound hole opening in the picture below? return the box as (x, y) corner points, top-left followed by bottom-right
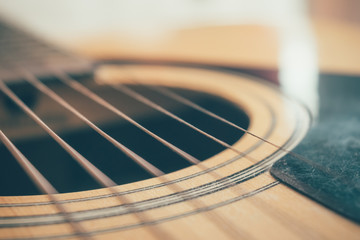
(0, 80), (249, 196)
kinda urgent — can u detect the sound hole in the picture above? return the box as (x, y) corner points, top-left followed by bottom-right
(0, 80), (249, 195)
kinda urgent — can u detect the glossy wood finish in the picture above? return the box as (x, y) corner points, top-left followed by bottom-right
(1, 65), (359, 239)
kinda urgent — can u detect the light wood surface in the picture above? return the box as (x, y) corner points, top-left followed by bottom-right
(1, 65), (359, 239)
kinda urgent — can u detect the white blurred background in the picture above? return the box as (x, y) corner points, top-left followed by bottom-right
(0, 0), (359, 116)
(0, 0), (308, 43)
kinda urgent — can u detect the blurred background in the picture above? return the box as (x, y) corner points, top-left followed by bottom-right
(0, 0), (359, 42)
(0, 0), (359, 71)
(1, 0), (359, 113)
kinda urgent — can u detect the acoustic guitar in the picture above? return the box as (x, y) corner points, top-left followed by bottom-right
(0, 19), (359, 240)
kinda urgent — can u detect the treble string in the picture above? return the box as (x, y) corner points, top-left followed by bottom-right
(0, 130), (91, 240)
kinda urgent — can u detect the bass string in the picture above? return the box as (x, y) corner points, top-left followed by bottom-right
(0, 130), (92, 240)
(0, 78), (174, 240)
(53, 70), (314, 238)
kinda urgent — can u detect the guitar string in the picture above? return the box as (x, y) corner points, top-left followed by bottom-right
(34, 70), (254, 239)
(111, 75), (354, 238)
(100, 76), (319, 238)
(0, 79), (175, 240)
(113, 76), (349, 237)
(132, 76), (298, 157)
(55, 70), (247, 166)
(3, 67), (312, 238)
(3, 70), (251, 240)
(1, 70), (312, 240)
(22, 70), (164, 177)
(0, 130), (92, 240)
(146, 82), (303, 156)
(53, 70), (316, 238)
(136, 80), (358, 189)
(112, 82), (260, 162)
(3, 67), (316, 238)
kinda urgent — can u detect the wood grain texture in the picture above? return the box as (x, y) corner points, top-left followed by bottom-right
(1, 65), (359, 239)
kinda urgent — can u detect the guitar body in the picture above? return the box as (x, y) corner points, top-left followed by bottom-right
(0, 21), (359, 240)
